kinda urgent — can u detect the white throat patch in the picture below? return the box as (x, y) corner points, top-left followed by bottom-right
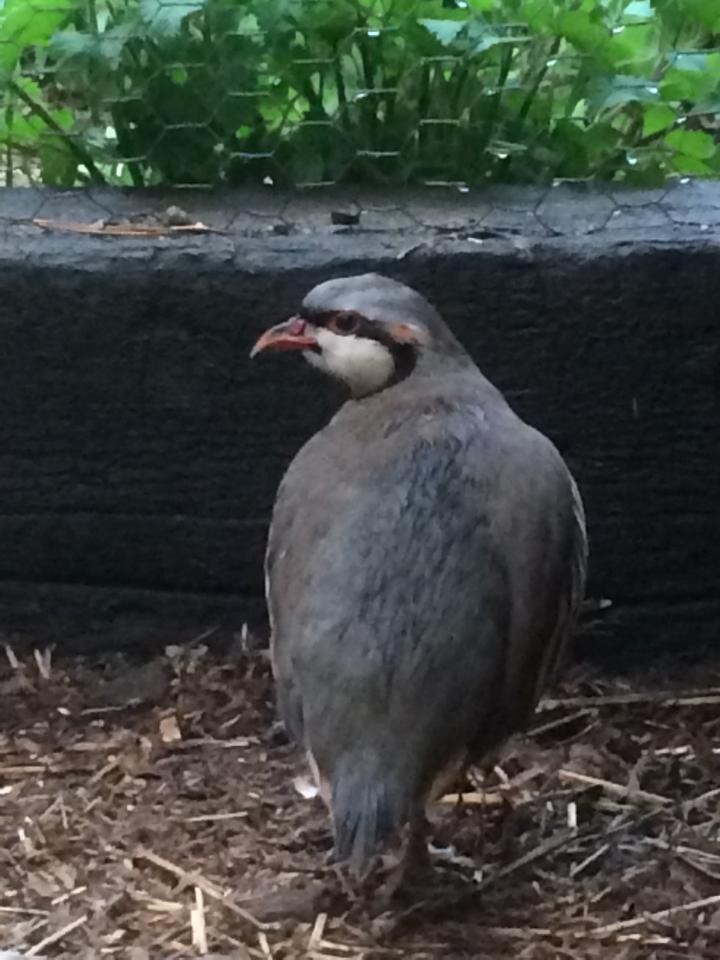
(303, 327), (395, 397)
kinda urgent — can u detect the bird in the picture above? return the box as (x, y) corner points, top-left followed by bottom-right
(250, 273), (587, 884)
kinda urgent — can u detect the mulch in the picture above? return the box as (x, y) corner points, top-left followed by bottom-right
(1, 628), (720, 960)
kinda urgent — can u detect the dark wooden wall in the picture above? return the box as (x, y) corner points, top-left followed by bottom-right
(0, 184), (718, 664)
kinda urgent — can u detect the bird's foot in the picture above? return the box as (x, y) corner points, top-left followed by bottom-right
(377, 820), (433, 902)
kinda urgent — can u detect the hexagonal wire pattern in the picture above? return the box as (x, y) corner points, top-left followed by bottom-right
(0, 0), (719, 190)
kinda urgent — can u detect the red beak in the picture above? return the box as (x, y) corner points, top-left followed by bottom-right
(250, 317), (317, 358)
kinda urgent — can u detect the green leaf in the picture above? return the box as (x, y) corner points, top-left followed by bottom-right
(623, 0), (653, 18)
(665, 129), (715, 160)
(0, 109), (44, 146)
(50, 31), (95, 59)
(466, 21), (530, 53)
(660, 67), (709, 102)
(234, 13), (261, 35)
(0, 0), (76, 73)
(140, 0), (206, 36)
(693, 98), (720, 118)
(302, 0), (357, 44)
(642, 103), (675, 137)
(675, 0), (720, 30)
(671, 155), (712, 175)
(417, 19), (466, 47)
(50, 25), (134, 69)
(418, 17), (529, 54)
(557, 9), (609, 52)
(251, 0), (303, 32)
(590, 75), (659, 110)
(521, 0), (555, 31)
(40, 135), (79, 186)
(608, 23), (655, 71)
(672, 52), (708, 72)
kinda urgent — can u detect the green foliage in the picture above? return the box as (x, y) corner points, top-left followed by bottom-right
(0, 0), (719, 185)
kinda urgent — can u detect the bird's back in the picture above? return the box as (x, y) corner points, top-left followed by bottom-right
(267, 371), (585, 815)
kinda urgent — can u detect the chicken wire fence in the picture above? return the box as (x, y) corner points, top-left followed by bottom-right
(0, 0), (719, 191)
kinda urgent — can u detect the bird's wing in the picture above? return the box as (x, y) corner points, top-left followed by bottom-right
(497, 457), (588, 734)
(531, 471), (587, 704)
(266, 396), (586, 773)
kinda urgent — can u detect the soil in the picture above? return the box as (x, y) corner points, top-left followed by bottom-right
(1, 627), (720, 960)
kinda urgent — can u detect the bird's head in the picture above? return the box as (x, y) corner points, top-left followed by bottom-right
(250, 273), (466, 398)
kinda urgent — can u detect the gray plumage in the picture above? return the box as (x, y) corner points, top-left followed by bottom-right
(257, 274), (587, 877)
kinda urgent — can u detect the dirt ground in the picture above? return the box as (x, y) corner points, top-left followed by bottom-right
(1, 627), (720, 960)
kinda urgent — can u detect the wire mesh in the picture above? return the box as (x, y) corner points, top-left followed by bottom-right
(5, 177), (719, 246)
(0, 0), (719, 190)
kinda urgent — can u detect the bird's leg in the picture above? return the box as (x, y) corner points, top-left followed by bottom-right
(379, 810), (431, 900)
(405, 811), (432, 877)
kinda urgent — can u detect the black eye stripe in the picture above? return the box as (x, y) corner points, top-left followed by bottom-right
(331, 312), (360, 334)
(300, 308), (418, 353)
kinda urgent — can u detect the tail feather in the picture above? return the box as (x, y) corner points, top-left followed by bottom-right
(331, 756), (411, 878)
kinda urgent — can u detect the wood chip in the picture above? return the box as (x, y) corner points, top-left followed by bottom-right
(33, 648), (52, 681)
(308, 912), (328, 951)
(258, 931), (274, 960)
(437, 789), (506, 805)
(558, 769), (671, 805)
(26, 914), (88, 956)
(190, 886), (208, 954)
(4, 643), (20, 669)
(159, 715), (183, 744)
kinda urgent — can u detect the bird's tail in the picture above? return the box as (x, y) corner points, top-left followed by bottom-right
(330, 753), (411, 878)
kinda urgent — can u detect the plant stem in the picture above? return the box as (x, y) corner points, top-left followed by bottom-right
(110, 30), (148, 187)
(418, 60), (430, 119)
(9, 78), (107, 185)
(358, 36), (377, 143)
(300, 76), (324, 113)
(5, 94), (14, 187)
(563, 67), (587, 120)
(87, 0), (99, 34)
(516, 37), (560, 126)
(451, 62), (469, 115)
(477, 45), (514, 176)
(497, 36), (561, 179)
(334, 56), (351, 132)
(85, 0), (102, 123)
(110, 104), (145, 186)
(411, 59), (430, 179)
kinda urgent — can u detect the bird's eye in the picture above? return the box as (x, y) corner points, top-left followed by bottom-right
(329, 312), (361, 336)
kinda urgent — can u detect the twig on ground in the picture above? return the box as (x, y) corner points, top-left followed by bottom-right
(190, 886), (208, 954)
(589, 892), (720, 937)
(26, 914), (88, 957)
(558, 769), (670, 806)
(540, 689), (720, 710)
(136, 847), (274, 931)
